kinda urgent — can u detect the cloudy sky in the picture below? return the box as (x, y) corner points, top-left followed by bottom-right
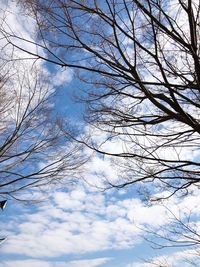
(0, 1), (200, 267)
(1, 177), (200, 267)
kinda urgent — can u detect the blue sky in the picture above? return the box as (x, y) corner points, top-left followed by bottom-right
(0, 1), (200, 267)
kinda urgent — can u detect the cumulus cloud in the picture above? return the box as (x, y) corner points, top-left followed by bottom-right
(65, 258), (111, 267)
(0, 258), (111, 267)
(1, 183), (200, 264)
(0, 186), (140, 258)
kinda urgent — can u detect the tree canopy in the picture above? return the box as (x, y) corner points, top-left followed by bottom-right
(5, 0), (199, 199)
(1, 0), (200, 197)
(0, 54), (84, 201)
(1, 1), (200, 264)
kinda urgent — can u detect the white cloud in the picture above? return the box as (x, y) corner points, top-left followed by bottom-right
(1, 178), (200, 260)
(0, 1), (73, 94)
(0, 258), (110, 267)
(0, 186), (141, 258)
(2, 184), (200, 260)
(0, 1), (44, 60)
(65, 258), (111, 267)
(53, 67), (74, 87)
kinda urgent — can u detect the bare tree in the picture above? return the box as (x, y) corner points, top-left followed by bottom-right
(0, 60), (85, 201)
(144, 207), (200, 249)
(2, 0), (200, 197)
(140, 253), (200, 267)
(138, 203), (200, 267)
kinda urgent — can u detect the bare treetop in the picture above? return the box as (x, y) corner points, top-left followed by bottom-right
(2, 0), (200, 198)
